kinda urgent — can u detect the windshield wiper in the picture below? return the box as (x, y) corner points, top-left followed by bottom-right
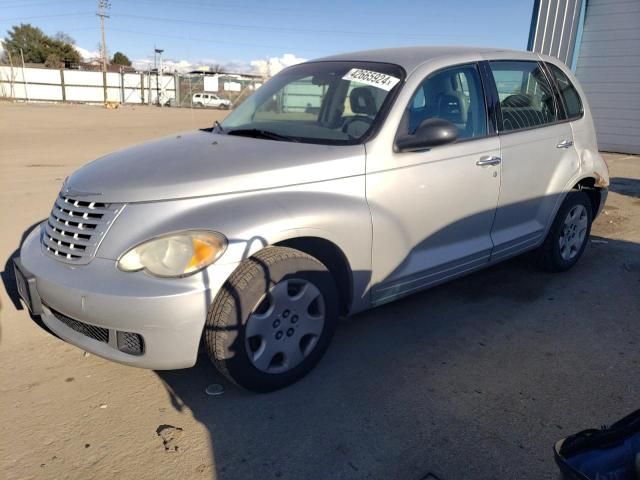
(226, 128), (299, 142)
(213, 120), (225, 133)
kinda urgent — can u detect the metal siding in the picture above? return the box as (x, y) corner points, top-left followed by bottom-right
(576, 0), (640, 154)
(528, 0), (583, 65)
(565, 0), (584, 67)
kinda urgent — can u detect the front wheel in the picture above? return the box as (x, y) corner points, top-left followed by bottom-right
(536, 191), (593, 272)
(204, 247), (339, 392)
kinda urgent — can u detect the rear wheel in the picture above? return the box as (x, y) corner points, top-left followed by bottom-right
(204, 247), (338, 392)
(536, 191), (593, 272)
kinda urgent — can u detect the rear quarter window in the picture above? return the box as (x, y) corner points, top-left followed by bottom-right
(546, 63), (583, 119)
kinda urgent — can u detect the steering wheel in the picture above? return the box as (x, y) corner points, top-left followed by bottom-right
(341, 115), (374, 135)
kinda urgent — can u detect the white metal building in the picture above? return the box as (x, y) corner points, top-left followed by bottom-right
(529, 0), (640, 154)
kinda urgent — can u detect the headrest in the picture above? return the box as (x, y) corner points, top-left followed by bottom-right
(502, 94), (532, 108)
(350, 87), (377, 116)
(437, 93), (463, 123)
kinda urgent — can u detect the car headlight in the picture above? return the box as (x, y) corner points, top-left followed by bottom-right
(118, 230), (227, 277)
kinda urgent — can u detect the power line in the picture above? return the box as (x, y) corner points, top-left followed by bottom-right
(112, 13), (485, 40)
(0, 12), (95, 22)
(105, 27), (328, 55)
(0, 0), (81, 9)
(115, 0), (345, 15)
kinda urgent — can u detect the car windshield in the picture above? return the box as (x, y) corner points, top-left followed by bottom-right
(221, 61), (404, 145)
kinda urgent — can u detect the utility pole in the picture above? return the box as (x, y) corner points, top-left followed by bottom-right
(154, 47), (164, 106)
(97, 0), (111, 104)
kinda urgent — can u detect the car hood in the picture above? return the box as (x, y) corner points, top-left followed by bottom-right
(65, 130), (365, 203)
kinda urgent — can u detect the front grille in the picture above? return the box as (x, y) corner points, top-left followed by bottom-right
(42, 194), (122, 264)
(51, 309), (110, 344)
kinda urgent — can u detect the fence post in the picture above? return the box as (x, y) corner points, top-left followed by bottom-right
(140, 72), (144, 104)
(60, 68), (66, 102)
(102, 70), (107, 104)
(20, 48), (30, 102)
(148, 71), (152, 106)
(174, 73), (179, 107)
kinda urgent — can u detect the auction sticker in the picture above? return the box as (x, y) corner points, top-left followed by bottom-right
(342, 68), (400, 91)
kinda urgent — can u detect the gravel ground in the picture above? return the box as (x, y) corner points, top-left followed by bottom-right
(0, 102), (639, 480)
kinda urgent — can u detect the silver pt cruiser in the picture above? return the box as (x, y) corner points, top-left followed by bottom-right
(15, 47), (609, 392)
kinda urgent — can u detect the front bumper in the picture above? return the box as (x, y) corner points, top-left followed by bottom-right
(18, 223), (238, 369)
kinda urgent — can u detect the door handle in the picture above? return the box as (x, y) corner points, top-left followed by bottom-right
(556, 139), (574, 149)
(476, 155), (501, 167)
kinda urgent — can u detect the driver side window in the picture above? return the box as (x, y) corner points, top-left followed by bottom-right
(401, 64), (487, 141)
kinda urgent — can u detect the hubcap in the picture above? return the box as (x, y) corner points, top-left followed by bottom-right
(244, 279), (326, 374)
(559, 204), (588, 261)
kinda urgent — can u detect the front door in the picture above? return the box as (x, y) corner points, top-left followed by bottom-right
(366, 63), (501, 306)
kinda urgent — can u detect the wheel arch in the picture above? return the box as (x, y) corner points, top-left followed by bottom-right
(572, 176), (605, 218)
(274, 236), (353, 316)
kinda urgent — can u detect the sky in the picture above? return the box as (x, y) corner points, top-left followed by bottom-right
(0, 0), (535, 74)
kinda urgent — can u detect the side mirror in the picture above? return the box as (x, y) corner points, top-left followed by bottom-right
(396, 118), (458, 152)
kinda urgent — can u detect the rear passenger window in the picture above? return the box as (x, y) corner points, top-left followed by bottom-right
(400, 64), (487, 141)
(547, 63), (583, 119)
(489, 61), (558, 132)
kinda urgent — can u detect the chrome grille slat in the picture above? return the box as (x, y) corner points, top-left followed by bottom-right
(42, 235), (87, 255)
(50, 212), (98, 231)
(42, 194), (122, 264)
(44, 245), (82, 260)
(54, 196), (111, 215)
(45, 223), (94, 247)
(51, 208), (101, 226)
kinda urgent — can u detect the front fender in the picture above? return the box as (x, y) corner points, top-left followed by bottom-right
(96, 176), (373, 312)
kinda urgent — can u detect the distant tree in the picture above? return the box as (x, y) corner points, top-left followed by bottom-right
(2, 24), (48, 63)
(44, 53), (63, 68)
(111, 51), (131, 66)
(55, 41), (80, 66)
(2, 24), (80, 65)
(54, 31), (75, 44)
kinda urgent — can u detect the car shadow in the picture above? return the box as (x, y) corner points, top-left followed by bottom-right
(155, 235), (640, 479)
(0, 220), (51, 339)
(610, 177), (640, 198)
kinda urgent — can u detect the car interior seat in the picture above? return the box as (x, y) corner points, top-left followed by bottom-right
(343, 87), (378, 137)
(500, 93), (550, 130)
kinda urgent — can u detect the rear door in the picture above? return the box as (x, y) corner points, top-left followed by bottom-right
(486, 60), (580, 262)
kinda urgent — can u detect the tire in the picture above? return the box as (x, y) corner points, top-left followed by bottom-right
(204, 246), (339, 392)
(536, 190), (593, 272)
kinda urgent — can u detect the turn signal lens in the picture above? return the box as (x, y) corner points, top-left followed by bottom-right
(118, 231), (227, 277)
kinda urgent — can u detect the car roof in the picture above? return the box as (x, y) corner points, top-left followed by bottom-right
(313, 46), (530, 74)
